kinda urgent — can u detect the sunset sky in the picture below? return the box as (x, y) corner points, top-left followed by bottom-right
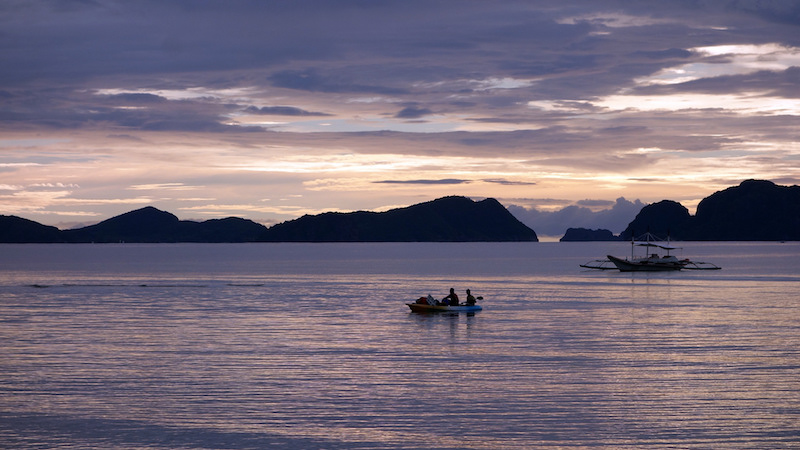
(1, 1), (798, 237)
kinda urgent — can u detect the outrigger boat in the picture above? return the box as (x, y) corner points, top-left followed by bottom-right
(581, 232), (721, 272)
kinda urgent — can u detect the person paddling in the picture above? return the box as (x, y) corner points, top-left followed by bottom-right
(466, 289), (477, 305)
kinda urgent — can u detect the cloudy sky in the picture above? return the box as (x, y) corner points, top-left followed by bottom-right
(1, 1), (798, 236)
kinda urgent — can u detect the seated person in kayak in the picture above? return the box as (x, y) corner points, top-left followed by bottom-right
(441, 288), (459, 306)
(466, 289), (477, 305)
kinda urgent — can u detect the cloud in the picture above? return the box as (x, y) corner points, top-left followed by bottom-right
(374, 179), (469, 185)
(0, 88), (263, 132)
(268, 69), (407, 95)
(106, 93), (169, 104)
(245, 106), (331, 116)
(483, 179), (537, 186)
(634, 67), (800, 99)
(726, 0), (800, 25)
(632, 48), (695, 60)
(508, 197), (646, 237)
(395, 106), (433, 119)
(576, 199), (615, 208)
(128, 183), (201, 191)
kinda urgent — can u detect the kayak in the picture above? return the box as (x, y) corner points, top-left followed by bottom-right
(406, 303), (482, 313)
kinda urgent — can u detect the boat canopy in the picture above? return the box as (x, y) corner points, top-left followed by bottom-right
(631, 232), (681, 250)
(633, 241), (681, 250)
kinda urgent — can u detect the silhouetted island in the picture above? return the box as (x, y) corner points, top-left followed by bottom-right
(61, 207), (268, 243)
(584, 179), (799, 242)
(559, 179), (800, 241)
(262, 196), (537, 242)
(0, 215), (64, 243)
(619, 200), (692, 240)
(0, 196), (538, 243)
(619, 180), (800, 241)
(560, 228), (620, 242)
(3, 180), (798, 242)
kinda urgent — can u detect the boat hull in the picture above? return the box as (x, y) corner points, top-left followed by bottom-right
(606, 255), (684, 272)
(406, 303), (482, 313)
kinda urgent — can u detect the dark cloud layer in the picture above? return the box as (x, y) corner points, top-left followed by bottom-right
(3, 0), (798, 133)
(245, 106), (331, 117)
(395, 106), (434, 119)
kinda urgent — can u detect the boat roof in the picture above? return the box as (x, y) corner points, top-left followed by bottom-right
(631, 232), (681, 250)
(633, 241), (681, 250)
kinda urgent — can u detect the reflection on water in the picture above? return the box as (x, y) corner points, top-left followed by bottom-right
(1, 243), (798, 448)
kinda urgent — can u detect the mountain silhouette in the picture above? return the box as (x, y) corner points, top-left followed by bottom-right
(560, 228), (620, 241)
(1, 197), (537, 243)
(61, 206), (269, 243)
(617, 180), (800, 241)
(0, 215), (63, 243)
(686, 179), (800, 240)
(3, 181), (798, 243)
(261, 196), (538, 242)
(619, 200), (692, 240)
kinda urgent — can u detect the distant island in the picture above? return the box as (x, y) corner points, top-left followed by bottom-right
(3, 179), (799, 243)
(0, 196), (538, 243)
(560, 228), (620, 241)
(262, 196), (537, 242)
(560, 179), (800, 241)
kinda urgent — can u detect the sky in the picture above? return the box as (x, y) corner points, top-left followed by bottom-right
(1, 0), (799, 237)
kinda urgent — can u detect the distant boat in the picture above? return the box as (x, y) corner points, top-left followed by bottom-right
(581, 232), (721, 272)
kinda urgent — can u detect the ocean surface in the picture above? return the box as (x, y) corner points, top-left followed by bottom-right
(1, 242), (798, 449)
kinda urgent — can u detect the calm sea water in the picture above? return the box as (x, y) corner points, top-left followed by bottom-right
(1, 242), (798, 449)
